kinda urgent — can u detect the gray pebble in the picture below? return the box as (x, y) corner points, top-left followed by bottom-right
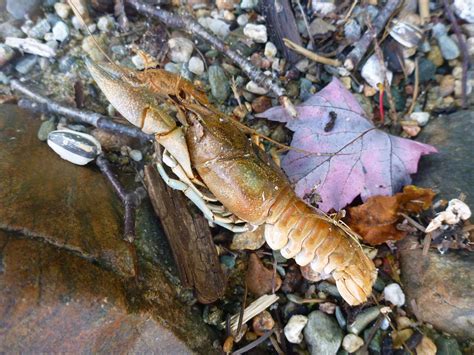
(347, 306), (381, 335)
(317, 281), (341, 298)
(432, 23), (460, 60)
(299, 78), (313, 101)
(97, 16), (115, 33)
(0, 72), (10, 85)
(240, 0), (259, 10)
(52, 21), (69, 42)
(129, 149), (143, 162)
(15, 55), (37, 74)
(180, 63), (194, 81)
(344, 19), (361, 43)
(208, 65), (230, 103)
(6, 0), (42, 20)
(335, 306), (346, 329)
(37, 119), (56, 141)
(304, 311), (343, 355)
(0, 44), (15, 66)
(27, 19), (51, 39)
(0, 22), (25, 39)
(164, 62), (181, 74)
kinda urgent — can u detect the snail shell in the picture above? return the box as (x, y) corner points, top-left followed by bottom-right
(389, 20), (423, 48)
(47, 129), (102, 165)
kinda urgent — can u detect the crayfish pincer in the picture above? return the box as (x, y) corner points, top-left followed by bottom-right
(86, 59), (377, 305)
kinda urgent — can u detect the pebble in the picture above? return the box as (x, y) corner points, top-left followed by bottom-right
(439, 75), (455, 97)
(299, 78), (314, 101)
(52, 21), (69, 42)
(251, 96), (272, 113)
(240, 0), (259, 10)
(6, 0), (42, 20)
(131, 54), (145, 70)
(82, 36), (105, 61)
(304, 311), (343, 355)
(129, 150), (142, 162)
(342, 334), (364, 353)
(0, 22), (25, 39)
(264, 42), (277, 58)
(335, 306), (346, 328)
(243, 24), (268, 43)
(28, 19), (51, 39)
(216, 0), (236, 10)
(164, 62), (181, 74)
(347, 306), (381, 335)
(188, 56), (205, 76)
(396, 316), (413, 330)
(463, 24), (474, 37)
(54, 3), (71, 19)
(427, 45), (444, 67)
(309, 18), (335, 36)
(245, 81), (269, 95)
(435, 336), (462, 355)
(219, 254), (235, 269)
(432, 23), (460, 60)
(416, 336), (437, 355)
(410, 112), (430, 126)
(284, 315), (308, 344)
(312, 1), (336, 16)
(37, 119), (56, 142)
(454, 79), (472, 98)
(168, 37), (194, 63)
(97, 16), (115, 33)
(392, 328), (413, 348)
(418, 58), (437, 84)
(403, 125), (421, 137)
(454, 0), (474, 24)
(15, 54), (37, 74)
(0, 44), (15, 67)
(344, 19), (361, 43)
(197, 17), (230, 38)
(295, 58), (309, 72)
(237, 14), (249, 27)
(252, 311), (275, 336)
(361, 54), (393, 89)
(230, 226), (265, 250)
(208, 65), (230, 103)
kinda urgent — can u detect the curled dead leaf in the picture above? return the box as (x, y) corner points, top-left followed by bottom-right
(246, 254), (281, 297)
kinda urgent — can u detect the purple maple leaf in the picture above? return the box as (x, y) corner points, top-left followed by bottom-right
(258, 78), (437, 212)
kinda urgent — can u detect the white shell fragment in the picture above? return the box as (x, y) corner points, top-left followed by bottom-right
(361, 54), (393, 90)
(425, 199), (472, 233)
(383, 283), (405, 307)
(389, 20), (423, 48)
(47, 129), (102, 165)
(284, 315), (308, 344)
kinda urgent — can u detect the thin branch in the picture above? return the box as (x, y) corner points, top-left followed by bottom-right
(10, 79), (152, 141)
(125, 0), (297, 117)
(406, 58), (419, 116)
(284, 38), (342, 67)
(344, 0), (401, 70)
(295, 0), (315, 49)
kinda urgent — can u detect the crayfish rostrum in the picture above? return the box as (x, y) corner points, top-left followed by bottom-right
(86, 59), (377, 306)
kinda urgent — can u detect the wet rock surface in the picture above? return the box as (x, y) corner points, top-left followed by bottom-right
(399, 236), (474, 340)
(414, 111), (474, 207)
(0, 104), (216, 353)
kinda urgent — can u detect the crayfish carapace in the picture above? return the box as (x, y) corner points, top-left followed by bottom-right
(86, 59), (377, 305)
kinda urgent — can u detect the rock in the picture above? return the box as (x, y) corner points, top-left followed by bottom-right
(284, 315), (308, 344)
(82, 36), (106, 61)
(342, 334), (364, 353)
(252, 311), (275, 336)
(129, 149), (142, 162)
(410, 112), (429, 126)
(416, 336), (437, 355)
(15, 54), (37, 74)
(197, 17), (230, 38)
(414, 111), (474, 207)
(361, 54), (393, 89)
(427, 45), (444, 67)
(245, 81), (268, 95)
(439, 75), (455, 97)
(303, 311), (343, 355)
(0, 44), (15, 67)
(383, 283), (405, 306)
(434, 336), (462, 354)
(216, 0), (236, 10)
(454, 0), (474, 24)
(54, 2), (71, 19)
(5, 37), (56, 58)
(237, 14), (249, 27)
(231, 226), (266, 250)
(52, 21), (69, 42)
(0, 22), (25, 39)
(309, 18), (335, 36)
(0, 104), (217, 353)
(347, 306), (381, 335)
(432, 23), (460, 60)
(208, 64), (230, 103)
(251, 96), (272, 113)
(27, 19), (51, 39)
(241, 0), (259, 10)
(418, 58), (437, 84)
(97, 16), (115, 33)
(264, 41), (277, 58)
(188, 56), (204, 76)
(6, 0), (41, 19)
(243, 24), (268, 43)
(344, 19), (361, 43)
(245, 253), (281, 296)
(37, 119), (56, 141)
(312, 0), (336, 16)
(399, 236), (474, 340)
(402, 125), (421, 137)
(299, 78), (313, 101)
(164, 62), (181, 74)
(167, 37), (194, 63)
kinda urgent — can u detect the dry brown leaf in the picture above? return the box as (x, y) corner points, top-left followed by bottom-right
(246, 254), (281, 297)
(346, 185), (435, 245)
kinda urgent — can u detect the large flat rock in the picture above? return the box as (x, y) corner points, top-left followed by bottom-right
(0, 104), (216, 353)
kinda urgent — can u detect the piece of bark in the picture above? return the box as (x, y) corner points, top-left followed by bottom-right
(260, 0), (303, 65)
(143, 164), (225, 304)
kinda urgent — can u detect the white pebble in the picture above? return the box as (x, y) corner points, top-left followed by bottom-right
(188, 56), (205, 76)
(312, 1), (336, 16)
(241, 0), (259, 10)
(167, 37), (194, 63)
(243, 24), (268, 43)
(52, 21), (69, 42)
(131, 54), (145, 70)
(129, 150), (143, 162)
(361, 54), (393, 90)
(264, 41), (277, 58)
(197, 17), (230, 38)
(97, 16), (115, 33)
(410, 112), (430, 126)
(295, 58), (309, 72)
(342, 334), (364, 353)
(237, 14), (249, 27)
(54, 3), (71, 20)
(454, 0), (474, 24)
(383, 283), (405, 307)
(245, 81), (269, 95)
(284, 315), (308, 344)
(380, 317), (390, 330)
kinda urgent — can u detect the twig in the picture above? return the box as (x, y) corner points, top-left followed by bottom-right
(232, 330), (274, 355)
(10, 79), (152, 141)
(342, 0), (359, 23)
(125, 0), (297, 117)
(398, 212), (426, 233)
(295, 0), (315, 49)
(407, 58), (419, 116)
(443, 0), (469, 108)
(422, 233), (432, 256)
(344, 0), (401, 70)
(284, 39), (342, 67)
(96, 155), (147, 242)
(418, 0), (430, 25)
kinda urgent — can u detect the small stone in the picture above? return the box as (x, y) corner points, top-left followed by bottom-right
(284, 315), (308, 344)
(237, 14), (249, 27)
(392, 328), (413, 349)
(220, 255), (235, 269)
(164, 62), (181, 73)
(208, 65), (230, 103)
(395, 316), (413, 330)
(82, 36), (105, 61)
(454, 0), (474, 24)
(52, 21), (69, 42)
(0, 44), (15, 67)
(243, 24), (268, 43)
(435, 336), (462, 355)
(318, 302), (336, 314)
(230, 225), (265, 250)
(342, 334), (364, 353)
(463, 24), (474, 37)
(97, 16), (115, 33)
(15, 54), (37, 74)
(295, 58), (309, 72)
(216, 0), (236, 10)
(410, 112), (430, 126)
(54, 3), (71, 19)
(264, 42), (277, 58)
(246, 253), (281, 296)
(439, 75), (455, 97)
(299, 78), (314, 101)
(28, 19), (51, 39)
(347, 306), (381, 335)
(252, 311), (275, 336)
(452, 66), (463, 80)
(167, 37), (194, 63)
(37, 119), (56, 142)
(245, 81), (269, 95)
(418, 58), (437, 83)
(454, 79), (473, 98)
(363, 85), (377, 97)
(197, 17), (230, 38)
(0, 22), (25, 39)
(361, 54), (393, 89)
(432, 23), (460, 60)
(188, 56), (205, 76)
(7, 0), (42, 20)
(416, 336), (437, 355)
(312, 1), (336, 16)
(129, 150), (142, 162)
(304, 311), (343, 355)
(240, 0), (259, 10)
(309, 18), (335, 36)
(344, 19), (361, 43)
(383, 283), (405, 306)
(251, 96), (272, 113)
(402, 125), (421, 137)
